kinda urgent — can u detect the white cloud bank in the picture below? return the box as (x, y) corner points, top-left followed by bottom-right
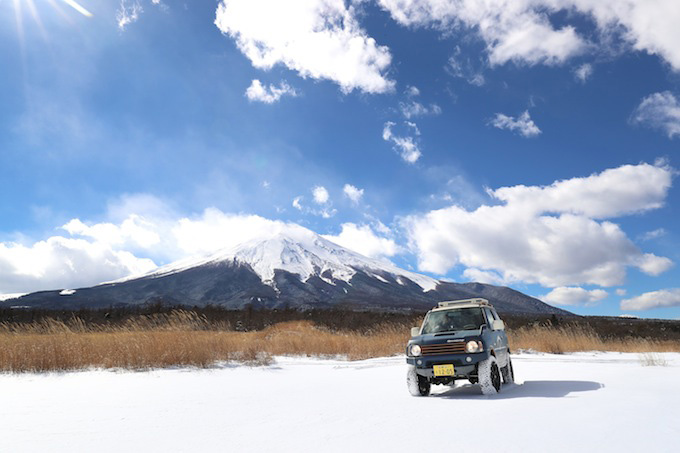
(631, 91), (680, 139)
(403, 162), (674, 288)
(0, 236), (156, 295)
(245, 80), (297, 103)
(621, 289), (680, 311)
(490, 111), (542, 138)
(543, 286), (608, 306)
(2, 206), (399, 295)
(378, 0), (680, 71)
(323, 223), (400, 260)
(215, 0), (394, 94)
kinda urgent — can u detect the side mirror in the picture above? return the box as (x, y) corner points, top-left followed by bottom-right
(492, 320), (505, 331)
(411, 327), (421, 337)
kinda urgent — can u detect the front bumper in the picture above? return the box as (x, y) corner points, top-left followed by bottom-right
(406, 350), (491, 378)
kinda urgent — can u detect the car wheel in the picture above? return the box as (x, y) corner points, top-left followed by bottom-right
(501, 357), (515, 384)
(478, 356), (501, 395)
(407, 365), (431, 396)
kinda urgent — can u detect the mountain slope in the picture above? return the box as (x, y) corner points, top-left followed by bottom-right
(12, 225), (569, 314)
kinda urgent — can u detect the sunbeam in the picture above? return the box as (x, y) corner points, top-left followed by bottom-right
(62, 0), (92, 17)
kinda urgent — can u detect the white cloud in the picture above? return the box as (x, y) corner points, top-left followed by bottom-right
(61, 216), (161, 249)
(171, 210), (287, 256)
(640, 228), (667, 241)
(621, 288), (680, 311)
(215, 0), (394, 93)
(382, 121), (421, 163)
(542, 286), (608, 306)
(490, 111), (542, 137)
(405, 85), (420, 97)
(116, 0), (143, 30)
(291, 193), (336, 218)
(378, 1), (680, 71)
(491, 162), (672, 219)
(399, 101), (441, 119)
(631, 91), (680, 139)
(615, 288), (627, 296)
(403, 162), (674, 288)
(447, 46), (485, 86)
(343, 184), (364, 203)
(322, 223), (400, 259)
(634, 253), (674, 276)
(462, 268), (506, 285)
(571, 0), (680, 71)
(398, 85), (441, 118)
(245, 79), (297, 104)
(0, 236), (156, 294)
(312, 186), (330, 204)
(319, 208), (337, 219)
(378, 0), (585, 67)
(574, 63), (593, 83)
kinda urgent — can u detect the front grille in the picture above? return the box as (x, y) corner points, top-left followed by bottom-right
(421, 342), (466, 356)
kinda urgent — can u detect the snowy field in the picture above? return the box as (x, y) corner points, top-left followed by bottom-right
(1, 352), (679, 452)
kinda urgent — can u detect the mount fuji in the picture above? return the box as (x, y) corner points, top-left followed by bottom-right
(12, 224), (567, 314)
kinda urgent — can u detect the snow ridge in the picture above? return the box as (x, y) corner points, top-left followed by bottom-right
(109, 224), (439, 292)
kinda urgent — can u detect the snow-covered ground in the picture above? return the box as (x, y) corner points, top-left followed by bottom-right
(1, 352), (679, 452)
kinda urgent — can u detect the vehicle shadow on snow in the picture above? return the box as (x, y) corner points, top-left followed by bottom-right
(433, 380), (604, 399)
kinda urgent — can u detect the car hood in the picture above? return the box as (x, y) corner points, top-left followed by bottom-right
(418, 330), (480, 343)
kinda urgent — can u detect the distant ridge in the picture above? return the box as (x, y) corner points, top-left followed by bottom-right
(12, 225), (570, 315)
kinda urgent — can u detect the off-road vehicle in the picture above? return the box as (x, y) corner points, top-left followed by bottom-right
(406, 298), (514, 396)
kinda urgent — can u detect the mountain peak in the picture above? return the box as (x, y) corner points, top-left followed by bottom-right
(115, 223), (440, 292)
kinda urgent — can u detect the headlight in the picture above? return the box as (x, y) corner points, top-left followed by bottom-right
(410, 344), (422, 356)
(465, 340), (483, 353)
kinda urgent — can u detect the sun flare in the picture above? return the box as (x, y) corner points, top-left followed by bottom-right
(62, 0), (92, 17)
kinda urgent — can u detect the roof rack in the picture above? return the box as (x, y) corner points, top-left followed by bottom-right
(437, 298), (490, 308)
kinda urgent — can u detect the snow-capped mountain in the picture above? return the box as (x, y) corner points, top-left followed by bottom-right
(113, 224), (438, 292)
(12, 225), (568, 314)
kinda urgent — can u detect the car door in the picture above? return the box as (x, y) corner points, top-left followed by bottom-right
(484, 308), (509, 366)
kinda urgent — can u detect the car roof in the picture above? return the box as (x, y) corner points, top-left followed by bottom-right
(429, 298), (494, 313)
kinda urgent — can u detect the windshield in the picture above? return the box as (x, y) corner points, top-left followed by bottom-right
(421, 307), (486, 334)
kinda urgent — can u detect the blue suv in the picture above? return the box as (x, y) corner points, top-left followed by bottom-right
(406, 298), (514, 396)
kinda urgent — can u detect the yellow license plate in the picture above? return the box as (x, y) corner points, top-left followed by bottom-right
(433, 364), (455, 377)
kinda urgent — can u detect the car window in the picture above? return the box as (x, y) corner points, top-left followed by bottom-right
(486, 308), (498, 321)
(421, 308), (486, 334)
(482, 308), (489, 323)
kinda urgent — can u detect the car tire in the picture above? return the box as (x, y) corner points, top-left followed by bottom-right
(478, 356), (501, 395)
(501, 357), (515, 385)
(407, 365), (431, 396)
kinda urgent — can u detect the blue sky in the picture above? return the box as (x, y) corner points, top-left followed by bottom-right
(1, 0), (680, 318)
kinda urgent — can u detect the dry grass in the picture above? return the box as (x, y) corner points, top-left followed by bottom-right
(508, 324), (680, 354)
(2, 312), (679, 373)
(0, 311), (409, 373)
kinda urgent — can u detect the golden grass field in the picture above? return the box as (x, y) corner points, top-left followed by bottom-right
(1, 310), (678, 372)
